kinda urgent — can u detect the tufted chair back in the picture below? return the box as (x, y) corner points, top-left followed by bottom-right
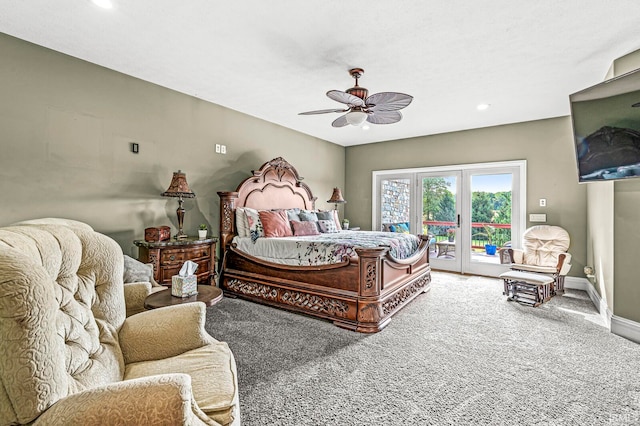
(522, 225), (571, 269)
(0, 221), (126, 425)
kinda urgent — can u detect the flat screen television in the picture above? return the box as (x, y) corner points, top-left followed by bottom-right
(570, 67), (640, 182)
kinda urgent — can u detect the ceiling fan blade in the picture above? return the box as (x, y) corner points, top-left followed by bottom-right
(365, 92), (413, 111)
(331, 114), (350, 128)
(327, 90), (365, 107)
(367, 110), (403, 125)
(298, 108), (347, 115)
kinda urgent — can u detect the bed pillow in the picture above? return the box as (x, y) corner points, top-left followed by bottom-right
(316, 211), (333, 221)
(244, 207), (265, 242)
(318, 210), (343, 231)
(299, 210), (319, 222)
(331, 210), (342, 230)
(397, 223), (410, 233)
(286, 208), (301, 222)
(259, 210), (293, 237)
(318, 219), (340, 233)
(236, 207), (250, 238)
(291, 220), (320, 236)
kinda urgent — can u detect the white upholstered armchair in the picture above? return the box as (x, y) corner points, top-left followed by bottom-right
(499, 225), (572, 293)
(0, 219), (239, 426)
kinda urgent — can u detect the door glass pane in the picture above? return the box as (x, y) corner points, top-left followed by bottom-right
(470, 173), (512, 265)
(422, 176), (457, 260)
(380, 178), (411, 231)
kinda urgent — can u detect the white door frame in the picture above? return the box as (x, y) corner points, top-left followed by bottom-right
(373, 160), (527, 276)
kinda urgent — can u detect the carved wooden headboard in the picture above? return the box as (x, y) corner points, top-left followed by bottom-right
(217, 157), (317, 253)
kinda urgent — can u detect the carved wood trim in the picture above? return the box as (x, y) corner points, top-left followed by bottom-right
(382, 273), (431, 316)
(226, 278), (278, 300)
(281, 290), (349, 317)
(225, 278), (349, 318)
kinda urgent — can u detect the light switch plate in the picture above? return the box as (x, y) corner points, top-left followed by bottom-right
(530, 213), (547, 222)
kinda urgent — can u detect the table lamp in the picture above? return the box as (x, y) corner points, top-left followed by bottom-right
(162, 170), (196, 239)
(327, 187), (346, 211)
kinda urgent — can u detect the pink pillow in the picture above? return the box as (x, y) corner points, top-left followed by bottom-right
(332, 210), (342, 230)
(291, 220), (320, 236)
(259, 210), (293, 237)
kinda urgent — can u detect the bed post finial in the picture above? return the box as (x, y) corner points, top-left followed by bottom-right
(217, 191), (239, 258)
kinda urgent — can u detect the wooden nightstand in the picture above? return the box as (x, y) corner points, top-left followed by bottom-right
(134, 237), (217, 286)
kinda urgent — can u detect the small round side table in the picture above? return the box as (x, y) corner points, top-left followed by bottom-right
(144, 285), (223, 310)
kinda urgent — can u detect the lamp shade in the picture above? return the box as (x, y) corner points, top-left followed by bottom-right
(345, 110), (367, 126)
(327, 187), (346, 204)
(161, 170), (195, 198)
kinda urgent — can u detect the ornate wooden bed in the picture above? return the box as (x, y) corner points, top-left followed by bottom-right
(217, 157), (431, 333)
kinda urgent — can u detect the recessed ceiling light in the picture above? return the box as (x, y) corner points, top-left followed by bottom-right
(477, 103), (490, 111)
(362, 125), (370, 131)
(91, 0), (113, 9)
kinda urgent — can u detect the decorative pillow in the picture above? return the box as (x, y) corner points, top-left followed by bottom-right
(244, 207), (265, 242)
(286, 208), (301, 222)
(397, 223), (410, 233)
(331, 209), (342, 230)
(123, 254), (160, 286)
(318, 219), (339, 233)
(259, 210), (293, 238)
(389, 225), (397, 232)
(291, 220), (321, 236)
(236, 207), (250, 238)
(316, 211), (333, 221)
(317, 210), (343, 230)
(299, 210), (319, 222)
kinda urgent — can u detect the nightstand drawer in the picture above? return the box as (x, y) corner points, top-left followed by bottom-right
(161, 258), (211, 284)
(161, 246), (210, 265)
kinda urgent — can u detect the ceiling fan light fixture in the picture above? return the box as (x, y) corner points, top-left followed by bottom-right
(299, 67), (412, 128)
(345, 110), (367, 126)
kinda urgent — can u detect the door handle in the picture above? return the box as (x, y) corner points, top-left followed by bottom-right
(457, 214), (461, 228)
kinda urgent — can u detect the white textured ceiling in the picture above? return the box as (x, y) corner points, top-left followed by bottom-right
(1, 1), (640, 146)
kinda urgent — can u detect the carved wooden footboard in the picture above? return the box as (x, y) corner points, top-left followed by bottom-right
(218, 157), (431, 333)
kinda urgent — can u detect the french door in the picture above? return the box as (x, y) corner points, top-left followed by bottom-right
(373, 161), (526, 277)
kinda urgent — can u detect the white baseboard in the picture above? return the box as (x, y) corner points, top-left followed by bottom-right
(565, 277), (612, 327)
(611, 316), (640, 344)
(565, 277), (640, 344)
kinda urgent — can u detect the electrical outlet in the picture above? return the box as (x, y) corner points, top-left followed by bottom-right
(221, 145), (227, 154)
(215, 144), (221, 153)
(539, 198), (546, 207)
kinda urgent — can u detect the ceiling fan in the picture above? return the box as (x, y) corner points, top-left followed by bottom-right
(299, 68), (413, 127)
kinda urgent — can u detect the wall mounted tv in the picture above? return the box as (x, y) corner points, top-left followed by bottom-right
(570, 68), (640, 182)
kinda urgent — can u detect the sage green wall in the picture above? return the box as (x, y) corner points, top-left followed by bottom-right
(610, 49), (640, 323)
(0, 33), (344, 256)
(586, 182), (614, 311)
(345, 117), (587, 277)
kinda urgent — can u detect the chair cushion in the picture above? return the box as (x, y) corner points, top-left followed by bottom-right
(499, 270), (554, 285)
(124, 343), (238, 426)
(511, 264), (557, 274)
(522, 225), (570, 267)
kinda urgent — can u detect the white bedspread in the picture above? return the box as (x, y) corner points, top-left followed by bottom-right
(231, 230), (421, 266)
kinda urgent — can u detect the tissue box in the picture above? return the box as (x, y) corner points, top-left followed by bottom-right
(171, 275), (198, 297)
